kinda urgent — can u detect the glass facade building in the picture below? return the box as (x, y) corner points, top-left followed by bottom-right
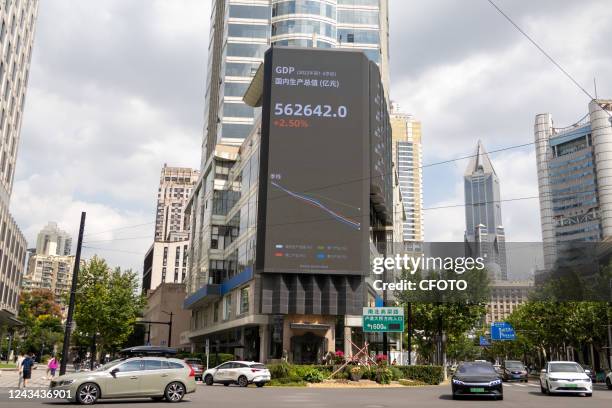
(201, 0), (389, 164)
(535, 100), (612, 269)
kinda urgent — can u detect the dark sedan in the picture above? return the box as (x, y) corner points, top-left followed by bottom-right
(452, 362), (504, 400)
(184, 358), (204, 381)
(502, 360), (528, 382)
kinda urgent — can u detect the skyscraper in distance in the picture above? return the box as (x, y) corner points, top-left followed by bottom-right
(0, 1), (39, 327)
(390, 103), (423, 244)
(201, 0), (390, 164)
(36, 221), (72, 256)
(464, 141), (508, 280)
(154, 165), (199, 242)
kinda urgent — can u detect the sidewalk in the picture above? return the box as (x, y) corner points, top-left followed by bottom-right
(0, 368), (52, 388)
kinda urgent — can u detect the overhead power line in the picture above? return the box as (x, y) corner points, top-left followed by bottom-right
(486, 0), (612, 120)
(83, 222), (155, 238)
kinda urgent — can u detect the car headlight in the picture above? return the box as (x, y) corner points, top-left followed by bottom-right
(490, 379), (502, 386)
(58, 379), (75, 386)
(452, 379), (464, 385)
(549, 378), (560, 382)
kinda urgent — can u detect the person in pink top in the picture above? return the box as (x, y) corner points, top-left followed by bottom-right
(47, 356), (58, 378)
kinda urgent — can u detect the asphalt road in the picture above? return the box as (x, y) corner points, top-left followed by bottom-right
(1, 381), (611, 408)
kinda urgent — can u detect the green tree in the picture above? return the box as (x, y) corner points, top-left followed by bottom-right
(18, 289), (64, 355)
(73, 257), (146, 355)
(396, 267), (490, 364)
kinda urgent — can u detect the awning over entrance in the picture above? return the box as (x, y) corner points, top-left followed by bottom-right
(289, 323), (330, 331)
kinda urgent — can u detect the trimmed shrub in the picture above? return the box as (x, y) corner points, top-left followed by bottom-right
(302, 367), (325, 383)
(269, 378), (307, 387)
(175, 352), (233, 368)
(375, 367), (393, 384)
(389, 366), (403, 381)
(396, 365), (444, 385)
(269, 361), (292, 379)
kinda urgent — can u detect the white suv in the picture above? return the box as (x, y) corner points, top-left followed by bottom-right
(606, 371), (612, 390)
(540, 361), (592, 397)
(203, 361), (271, 388)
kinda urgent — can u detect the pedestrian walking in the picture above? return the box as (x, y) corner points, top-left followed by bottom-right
(16, 353), (25, 388)
(47, 355), (58, 378)
(21, 353), (35, 388)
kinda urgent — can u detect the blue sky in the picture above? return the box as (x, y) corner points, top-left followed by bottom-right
(11, 0), (612, 272)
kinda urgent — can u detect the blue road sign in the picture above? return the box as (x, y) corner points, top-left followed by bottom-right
(491, 322), (516, 341)
(479, 336), (491, 346)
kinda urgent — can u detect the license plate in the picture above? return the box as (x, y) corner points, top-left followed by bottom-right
(470, 388), (485, 393)
(566, 384), (577, 388)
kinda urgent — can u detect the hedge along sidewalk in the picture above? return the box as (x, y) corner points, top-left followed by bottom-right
(307, 380), (431, 389)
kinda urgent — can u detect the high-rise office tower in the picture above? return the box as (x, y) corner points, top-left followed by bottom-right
(142, 165), (199, 293)
(535, 100), (612, 269)
(0, 1), (38, 327)
(390, 103), (423, 244)
(201, 0), (389, 164)
(154, 165), (199, 242)
(35, 221), (72, 256)
(464, 141), (508, 280)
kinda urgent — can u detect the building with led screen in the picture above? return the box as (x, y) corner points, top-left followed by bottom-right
(201, 0), (389, 166)
(183, 47), (392, 364)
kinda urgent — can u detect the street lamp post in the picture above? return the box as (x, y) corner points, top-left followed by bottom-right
(161, 311), (173, 347)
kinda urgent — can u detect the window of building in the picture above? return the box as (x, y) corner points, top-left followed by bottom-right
(213, 301), (219, 323)
(223, 294), (232, 321)
(239, 287), (249, 315)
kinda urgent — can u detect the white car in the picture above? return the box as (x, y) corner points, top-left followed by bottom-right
(203, 361), (271, 387)
(606, 371), (612, 390)
(540, 361), (592, 397)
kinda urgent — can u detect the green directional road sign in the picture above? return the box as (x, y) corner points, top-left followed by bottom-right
(363, 307), (404, 333)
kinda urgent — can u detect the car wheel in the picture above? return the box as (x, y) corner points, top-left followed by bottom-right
(76, 383), (100, 405)
(238, 376), (249, 388)
(164, 382), (186, 403)
(497, 395), (504, 401)
(151, 397), (165, 402)
(256, 382), (265, 388)
(607, 378), (612, 390)
(205, 375), (214, 386)
(540, 381), (547, 394)
(585, 393), (592, 397)
(452, 394), (459, 400)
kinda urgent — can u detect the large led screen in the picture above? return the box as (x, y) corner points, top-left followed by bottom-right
(256, 47), (372, 275)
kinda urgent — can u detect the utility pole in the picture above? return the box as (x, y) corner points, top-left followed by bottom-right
(608, 278), (612, 370)
(167, 312), (173, 347)
(407, 302), (412, 365)
(60, 212), (86, 376)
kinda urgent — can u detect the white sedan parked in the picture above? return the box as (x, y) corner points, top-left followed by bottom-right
(540, 361), (592, 397)
(203, 361), (271, 388)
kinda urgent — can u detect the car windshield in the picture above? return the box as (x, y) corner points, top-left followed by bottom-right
(97, 359), (122, 371)
(457, 364), (497, 376)
(549, 363), (583, 373)
(505, 362), (524, 369)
